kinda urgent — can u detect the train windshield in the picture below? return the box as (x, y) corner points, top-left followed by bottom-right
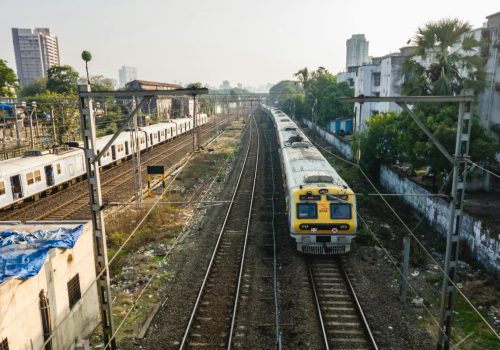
(297, 203), (317, 219)
(330, 203), (351, 219)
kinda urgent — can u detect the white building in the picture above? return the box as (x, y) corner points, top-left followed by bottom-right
(118, 66), (137, 87)
(346, 34), (369, 69)
(478, 11), (500, 137)
(12, 28), (60, 87)
(0, 221), (100, 350)
(352, 50), (409, 130)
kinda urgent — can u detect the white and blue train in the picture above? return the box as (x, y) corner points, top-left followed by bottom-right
(0, 115), (208, 210)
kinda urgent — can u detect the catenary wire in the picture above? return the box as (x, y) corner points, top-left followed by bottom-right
(38, 122), (229, 350)
(308, 133), (500, 340)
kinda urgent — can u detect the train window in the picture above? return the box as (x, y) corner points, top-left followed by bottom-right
(297, 203), (317, 219)
(26, 172), (34, 185)
(330, 203), (351, 219)
(56, 163), (62, 175)
(0, 181), (5, 195)
(34, 170), (42, 183)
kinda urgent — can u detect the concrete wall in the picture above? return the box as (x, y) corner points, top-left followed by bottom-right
(304, 119), (353, 159)
(380, 165), (500, 272)
(306, 122), (500, 272)
(0, 221), (100, 350)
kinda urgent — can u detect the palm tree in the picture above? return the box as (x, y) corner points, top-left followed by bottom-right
(81, 51), (92, 85)
(401, 18), (485, 96)
(294, 67), (310, 93)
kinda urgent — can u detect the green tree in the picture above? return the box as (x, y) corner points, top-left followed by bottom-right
(317, 82), (354, 125)
(269, 80), (302, 104)
(90, 75), (115, 91)
(19, 77), (48, 97)
(0, 59), (18, 97)
(186, 82), (203, 89)
(294, 68), (311, 94)
(47, 65), (79, 95)
(401, 18), (485, 96)
(359, 112), (404, 177)
(81, 50), (92, 84)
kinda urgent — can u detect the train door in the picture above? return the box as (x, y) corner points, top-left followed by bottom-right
(149, 133), (153, 145)
(125, 141), (129, 155)
(157, 131), (161, 141)
(10, 175), (23, 199)
(44, 165), (54, 186)
(111, 145), (117, 161)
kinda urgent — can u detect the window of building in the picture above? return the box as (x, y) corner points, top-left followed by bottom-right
(0, 338), (9, 350)
(26, 172), (34, 185)
(34, 170), (42, 183)
(56, 163), (62, 175)
(296, 203), (318, 219)
(67, 274), (81, 309)
(373, 73), (381, 87)
(0, 181), (5, 196)
(330, 203), (352, 219)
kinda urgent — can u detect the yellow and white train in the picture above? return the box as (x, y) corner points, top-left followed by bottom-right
(264, 107), (357, 254)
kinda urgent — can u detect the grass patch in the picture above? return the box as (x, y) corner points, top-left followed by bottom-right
(356, 227), (378, 246)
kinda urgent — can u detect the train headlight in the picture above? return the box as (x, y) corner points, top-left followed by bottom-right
(299, 224), (310, 230)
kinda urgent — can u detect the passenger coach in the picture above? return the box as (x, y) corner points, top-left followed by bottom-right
(264, 107), (357, 254)
(0, 115), (208, 210)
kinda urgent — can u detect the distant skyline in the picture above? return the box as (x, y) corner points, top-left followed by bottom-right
(0, 1), (498, 89)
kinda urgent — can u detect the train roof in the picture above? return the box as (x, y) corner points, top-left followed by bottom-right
(0, 148), (83, 177)
(266, 107), (349, 189)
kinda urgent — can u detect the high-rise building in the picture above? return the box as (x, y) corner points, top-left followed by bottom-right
(12, 28), (60, 87)
(118, 66), (137, 87)
(346, 34), (369, 69)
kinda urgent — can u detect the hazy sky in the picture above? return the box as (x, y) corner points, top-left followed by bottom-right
(0, 0), (498, 88)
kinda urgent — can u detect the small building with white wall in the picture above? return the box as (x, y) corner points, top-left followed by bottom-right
(352, 49), (411, 131)
(0, 221), (99, 350)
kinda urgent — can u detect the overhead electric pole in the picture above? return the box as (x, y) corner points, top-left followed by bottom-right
(341, 91), (475, 350)
(78, 84), (116, 350)
(436, 91), (473, 350)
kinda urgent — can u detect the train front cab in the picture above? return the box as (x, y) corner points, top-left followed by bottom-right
(289, 185), (357, 254)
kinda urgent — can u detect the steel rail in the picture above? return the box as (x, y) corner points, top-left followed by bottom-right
(262, 118), (282, 348)
(308, 262), (330, 350)
(34, 128), (208, 220)
(179, 118), (258, 349)
(1, 118), (226, 221)
(338, 259), (378, 350)
(309, 258), (378, 350)
(227, 115), (260, 349)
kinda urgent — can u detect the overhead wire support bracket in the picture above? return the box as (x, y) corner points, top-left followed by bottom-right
(340, 90), (478, 350)
(76, 84), (208, 349)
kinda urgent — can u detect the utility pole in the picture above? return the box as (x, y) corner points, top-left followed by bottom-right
(436, 91), (473, 350)
(14, 103), (20, 149)
(51, 106), (57, 145)
(28, 101), (37, 148)
(77, 84), (116, 350)
(131, 97), (142, 206)
(192, 94), (199, 152)
(2, 109), (6, 158)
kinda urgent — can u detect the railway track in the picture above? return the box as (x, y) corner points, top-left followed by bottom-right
(179, 115), (259, 349)
(308, 258), (378, 350)
(0, 118), (227, 221)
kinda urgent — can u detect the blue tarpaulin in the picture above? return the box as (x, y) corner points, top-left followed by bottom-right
(0, 225), (84, 283)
